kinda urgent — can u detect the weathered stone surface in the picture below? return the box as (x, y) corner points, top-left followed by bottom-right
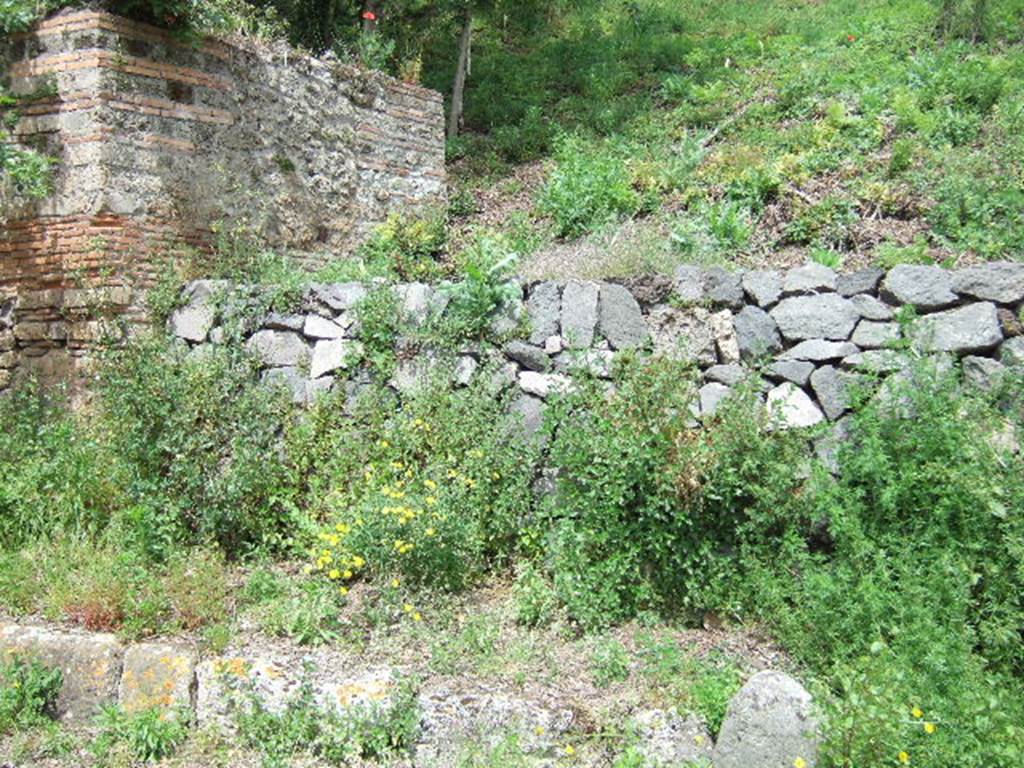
(169, 280), (223, 343)
(262, 367), (308, 404)
(0, 624), (123, 723)
(700, 382), (732, 418)
(0, 330), (14, 352)
(742, 270), (784, 308)
(962, 356), (1007, 392)
(306, 377), (334, 402)
(0, 299), (14, 330)
(841, 350), (908, 374)
(527, 281), (561, 344)
(734, 306), (783, 361)
(673, 265), (705, 304)
(616, 274), (674, 307)
(416, 685), (574, 767)
(998, 308), (1024, 338)
(714, 671), (820, 768)
(118, 643), (196, 715)
(633, 709), (714, 767)
(779, 339), (859, 362)
(554, 349), (615, 378)
(246, 330), (309, 367)
(391, 351), (441, 394)
(811, 365), (861, 421)
(395, 282), (436, 327)
(766, 383), (825, 430)
(880, 265), (957, 310)
(504, 341), (550, 372)
(647, 306), (719, 365)
(561, 280), (600, 348)
(783, 263), (837, 295)
(851, 321), (900, 349)
(911, 302), (1003, 354)
(850, 294), (894, 320)
(766, 360), (816, 386)
(1000, 337), (1024, 367)
(705, 267), (745, 309)
(599, 283), (649, 350)
(508, 394), (546, 439)
(519, 371), (573, 399)
(196, 657), (294, 725)
(951, 262), (1024, 304)
(453, 355), (478, 386)
(705, 363), (748, 386)
(544, 335), (563, 355)
(710, 309), (740, 364)
(310, 339), (361, 379)
(263, 312), (306, 332)
(303, 314), (346, 340)
(489, 291), (526, 336)
(310, 282), (366, 312)
(836, 267), (884, 297)
(771, 295), (859, 341)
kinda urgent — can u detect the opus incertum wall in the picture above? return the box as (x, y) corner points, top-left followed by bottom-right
(0, 7), (445, 389)
(161, 262), (1024, 446)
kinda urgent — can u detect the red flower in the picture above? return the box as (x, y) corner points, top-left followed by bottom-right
(846, 34), (856, 42)
(362, 11), (377, 21)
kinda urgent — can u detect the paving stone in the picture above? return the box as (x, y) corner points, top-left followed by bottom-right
(245, 330), (309, 367)
(951, 262), (1024, 304)
(850, 294), (894, 320)
(633, 709), (714, 767)
(704, 267), (745, 309)
(699, 382), (733, 418)
(766, 383), (825, 430)
(0, 624), (123, 723)
(714, 671), (820, 768)
(770, 294), (860, 341)
(504, 340), (551, 372)
(765, 360), (816, 386)
(561, 280), (600, 349)
(851, 320), (900, 349)
(836, 267), (884, 297)
(734, 306), (782, 361)
(527, 281), (562, 344)
(880, 265), (957, 310)
(118, 643), (196, 715)
(911, 302), (1003, 354)
(673, 265), (705, 304)
(598, 282), (649, 350)
(780, 339), (860, 362)
(810, 365), (861, 421)
(742, 269), (784, 307)
(783, 263), (837, 295)
(310, 339), (361, 379)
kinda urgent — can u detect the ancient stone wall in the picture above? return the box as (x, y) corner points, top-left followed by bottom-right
(0, 7), (446, 389)
(163, 262), (1024, 449)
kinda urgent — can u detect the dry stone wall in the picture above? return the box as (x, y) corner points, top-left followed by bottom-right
(0, 7), (445, 389)
(0, 621), (820, 767)
(165, 262), (1024, 443)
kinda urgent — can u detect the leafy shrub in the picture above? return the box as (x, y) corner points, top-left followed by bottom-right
(90, 705), (190, 763)
(0, 658), (62, 735)
(308, 376), (538, 595)
(356, 211), (449, 282)
(0, 384), (123, 550)
(542, 360), (808, 628)
(230, 667), (419, 768)
(438, 234), (520, 341)
(785, 196), (858, 250)
(538, 134), (641, 239)
(97, 334), (300, 558)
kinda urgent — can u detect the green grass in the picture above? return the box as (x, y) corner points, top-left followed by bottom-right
(445, 0), (1024, 267)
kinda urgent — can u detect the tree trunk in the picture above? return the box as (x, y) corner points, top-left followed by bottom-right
(447, 10), (473, 142)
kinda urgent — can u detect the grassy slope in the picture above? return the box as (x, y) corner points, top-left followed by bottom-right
(445, 0), (1024, 276)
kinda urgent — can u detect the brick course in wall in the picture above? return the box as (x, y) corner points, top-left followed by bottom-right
(0, 7), (446, 391)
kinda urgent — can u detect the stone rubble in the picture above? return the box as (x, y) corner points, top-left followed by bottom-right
(156, 262), (1022, 446)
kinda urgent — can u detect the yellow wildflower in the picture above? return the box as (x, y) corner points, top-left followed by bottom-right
(412, 612), (422, 622)
(564, 744), (575, 756)
(352, 556), (365, 569)
(924, 722), (936, 735)
(424, 479), (437, 491)
(391, 578), (401, 588)
(328, 569), (341, 580)
(403, 603), (414, 613)
(911, 707), (923, 719)
(898, 752), (910, 765)
(794, 759), (807, 768)
(343, 570), (353, 579)
(339, 586), (349, 595)
(426, 527), (436, 537)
